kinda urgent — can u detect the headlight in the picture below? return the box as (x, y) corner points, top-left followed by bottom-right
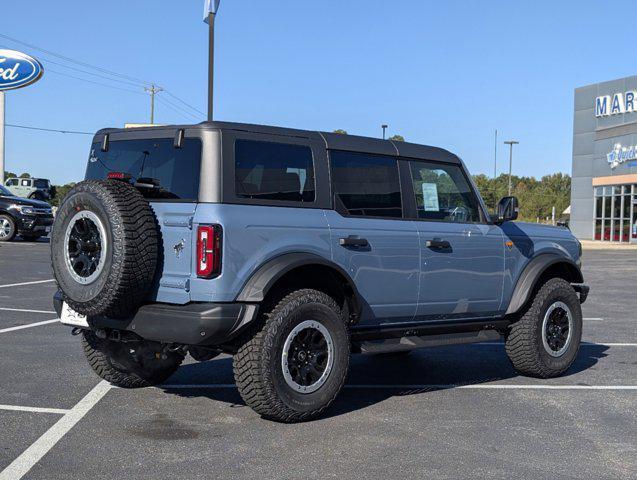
(9, 204), (36, 215)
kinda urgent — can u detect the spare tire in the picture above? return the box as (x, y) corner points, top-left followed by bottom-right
(51, 180), (159, 318)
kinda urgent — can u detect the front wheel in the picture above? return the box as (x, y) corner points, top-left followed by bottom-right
(233, 289), (350, 423)
(0, 214), (17, 242)
(81, 331), (184, 388)
(505, 278), (583, 378)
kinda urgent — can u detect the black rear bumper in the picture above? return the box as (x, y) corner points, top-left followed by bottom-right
(53, 291), (258, 346)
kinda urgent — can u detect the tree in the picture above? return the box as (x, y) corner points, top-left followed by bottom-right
(49, 183), (76, 207)
(333, 129), (348, 135)
(19, 172), (31, 178)
(388, 134), (405, 142)
(3, 171), (17, 180)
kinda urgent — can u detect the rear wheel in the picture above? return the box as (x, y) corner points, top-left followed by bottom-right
(233, 289), (350, 423)
(0, 214), (16, 242)
(82, 331), (183, 388)
(505, 278), (582, 378)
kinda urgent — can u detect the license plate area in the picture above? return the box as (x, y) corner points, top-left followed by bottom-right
(60, 302), (89, 327)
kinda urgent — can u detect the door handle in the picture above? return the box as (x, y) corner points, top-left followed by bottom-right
(426, 239), (451, 249)
(339, 235), (369, 248)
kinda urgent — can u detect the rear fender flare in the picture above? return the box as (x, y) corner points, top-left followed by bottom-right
(236, 252), (361, 312)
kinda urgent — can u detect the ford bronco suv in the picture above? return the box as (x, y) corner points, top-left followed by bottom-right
(51, 122), (588, 422)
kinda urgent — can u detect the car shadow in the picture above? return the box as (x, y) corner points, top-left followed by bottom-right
(159, 343), (608, 421)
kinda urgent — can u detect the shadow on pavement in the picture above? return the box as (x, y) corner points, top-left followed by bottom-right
(160, 343), (609, 420)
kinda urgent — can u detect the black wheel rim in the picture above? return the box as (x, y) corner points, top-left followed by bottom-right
(282, 320), (334, 394)
(63, 211), (107, 285)
(542, 301), (573, 357)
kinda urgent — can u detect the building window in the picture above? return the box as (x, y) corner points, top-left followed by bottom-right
(594, 183), (636, 243)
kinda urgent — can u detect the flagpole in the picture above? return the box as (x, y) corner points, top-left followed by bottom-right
(207, 11), (215, 122)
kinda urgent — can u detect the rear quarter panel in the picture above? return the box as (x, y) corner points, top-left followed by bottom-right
(190, 204), (331, 302)
(500, 222), (581, 310)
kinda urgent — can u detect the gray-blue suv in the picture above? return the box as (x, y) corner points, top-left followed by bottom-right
(51, 122), (588, 422)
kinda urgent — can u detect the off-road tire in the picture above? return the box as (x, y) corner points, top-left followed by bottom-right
(0, 214), (17, 242)
(51, 180), (159, 318)
(81, 331), (183, 388)
(505, 278), (582, 378)
(233, 289), (350, 423)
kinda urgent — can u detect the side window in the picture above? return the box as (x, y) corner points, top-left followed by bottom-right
(235, 139), (315, 202)
(409, 160), (481, 223)
(21, 179), (30, 187)
(330, 150), (402, 218)
(8, 178), (18, 186)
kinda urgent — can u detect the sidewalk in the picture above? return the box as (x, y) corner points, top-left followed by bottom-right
(580, 240), (637, 250)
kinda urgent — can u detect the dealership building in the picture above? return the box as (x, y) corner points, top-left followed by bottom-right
(571, 75), (637, 243)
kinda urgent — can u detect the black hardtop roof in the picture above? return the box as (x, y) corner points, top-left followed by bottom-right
(95, 121), (461, 164)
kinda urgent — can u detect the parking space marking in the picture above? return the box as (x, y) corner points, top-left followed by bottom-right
(0, 279), (55, 289)
(584, 317), (604, 321)
(0, 381), (111, 480)
(479, 342), (637, 347)
(159, 384), (637, 391)
(0, 405), (70, 415)
(0, 307), (56, 314)
(0, 319), (59, 334)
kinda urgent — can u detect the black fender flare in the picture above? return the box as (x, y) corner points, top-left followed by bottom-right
(236, 252), (362, 313)
(505, 253), (584, 315)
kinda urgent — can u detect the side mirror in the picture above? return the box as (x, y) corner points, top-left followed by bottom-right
(495, 196), (519, 224)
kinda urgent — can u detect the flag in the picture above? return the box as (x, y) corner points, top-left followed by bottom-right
(204, 0), (220, 23)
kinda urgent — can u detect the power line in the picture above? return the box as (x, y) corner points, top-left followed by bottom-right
(156, 97), (201, 121)
(6, 123), (93, 135)
(164, 90), (206, 117)
(46, 69), (146, 95)
(0, 33), (151, 86)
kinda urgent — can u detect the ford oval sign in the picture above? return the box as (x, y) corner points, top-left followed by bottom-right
(0, 49), (43, 91)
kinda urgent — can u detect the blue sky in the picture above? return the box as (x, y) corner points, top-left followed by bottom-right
(1, 0), (635, 185)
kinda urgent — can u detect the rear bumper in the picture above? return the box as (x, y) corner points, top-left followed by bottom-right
(53, 291), (259, 346)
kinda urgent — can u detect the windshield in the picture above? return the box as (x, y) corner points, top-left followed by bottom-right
(85, 138), (202, 201)
(0, 185), (13, 197)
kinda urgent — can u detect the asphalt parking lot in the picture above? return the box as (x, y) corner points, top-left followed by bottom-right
(0, 239), (635, 480)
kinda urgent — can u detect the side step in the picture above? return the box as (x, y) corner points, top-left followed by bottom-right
(354, 329), (502, 355)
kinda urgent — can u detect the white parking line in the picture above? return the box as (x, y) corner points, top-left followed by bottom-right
(159, 384), (637, 391)
(584, 318), (604, 321)
(0, 404), (70, 415)
(0, 279), (55, 289)
(0, 381), (111, 480)
(0, 319), (59, 334)
(0, 307), (56, 314)
(479, 342), (637, 347)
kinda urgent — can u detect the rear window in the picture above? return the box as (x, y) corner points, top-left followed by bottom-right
(34, 179), (49, 189)
(234, 139), (315, 202)
(86, 138), (201, 201)
(330, 150), (402, 218)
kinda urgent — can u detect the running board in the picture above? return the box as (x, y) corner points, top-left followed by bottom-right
(354, 329), (502, 355)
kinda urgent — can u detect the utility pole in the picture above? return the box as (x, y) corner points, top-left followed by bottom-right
(382, 124), (388, 140)
(144, 84), (163, 124)
(493, 129), (498, 178)
(504, 140), (519, 196)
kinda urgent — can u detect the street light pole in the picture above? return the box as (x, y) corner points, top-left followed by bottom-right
(382, 124), (388, 140)
(0, 92), (4, 185)
(504, 140), (519, 196)
(207, 11), (215, 122)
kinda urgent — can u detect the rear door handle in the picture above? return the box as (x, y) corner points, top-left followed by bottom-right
(339, 235), (369, 248)
(426, 239), (451, 249)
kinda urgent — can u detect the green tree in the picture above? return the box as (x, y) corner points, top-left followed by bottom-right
(3, 171), (17, 180)
(50, 183), (76, 207)
(19, 172), (31, 178)
(333, 129), (348, 135)
(388, 134), (405, 142)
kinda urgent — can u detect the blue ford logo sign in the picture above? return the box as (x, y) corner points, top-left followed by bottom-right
(0, 49), (43, 91)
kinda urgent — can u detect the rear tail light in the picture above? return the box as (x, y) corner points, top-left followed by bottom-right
(197, 225), (222, 278)
(107, 172), (132, 181)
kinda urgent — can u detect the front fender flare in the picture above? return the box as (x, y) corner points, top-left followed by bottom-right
(505, 254), (584, 315)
